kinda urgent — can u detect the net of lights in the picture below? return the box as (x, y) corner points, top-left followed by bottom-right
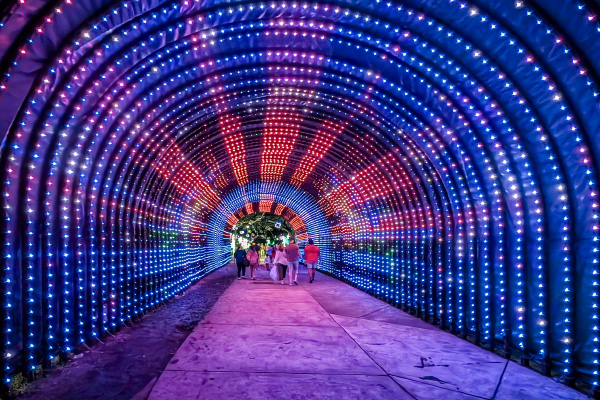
(229, 211), (295, 251)
(0, 0), (598, 394)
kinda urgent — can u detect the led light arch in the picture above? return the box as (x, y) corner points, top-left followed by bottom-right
(0, 0), (598, 393)
(206, 181), (333, 270)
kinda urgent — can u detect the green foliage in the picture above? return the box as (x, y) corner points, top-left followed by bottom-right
(232, 213), (294, 242)
(51, 355), (63, 366)
(10, 373), (26, 394)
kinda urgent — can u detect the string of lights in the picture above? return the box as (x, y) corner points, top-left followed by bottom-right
(0, 0), (598, 393)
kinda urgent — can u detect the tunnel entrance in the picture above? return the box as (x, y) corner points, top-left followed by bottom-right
(230, 212), (296, 250)
(0, 0), (599, 395)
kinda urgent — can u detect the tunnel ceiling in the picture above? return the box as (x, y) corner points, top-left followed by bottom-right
(0, 0), (599, 391)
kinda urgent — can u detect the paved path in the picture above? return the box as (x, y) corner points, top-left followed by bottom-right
(148, 265), (589, 400)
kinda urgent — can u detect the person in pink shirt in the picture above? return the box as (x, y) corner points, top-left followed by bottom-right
(246, 245), (260, 280)
(304, 239), (320, 283)
(284, 239), (301, 285)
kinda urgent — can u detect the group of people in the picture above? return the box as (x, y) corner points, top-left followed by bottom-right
(232, 239), (321, 285)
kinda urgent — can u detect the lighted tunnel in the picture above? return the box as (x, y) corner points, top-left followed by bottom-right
(0, 0), (599, 392)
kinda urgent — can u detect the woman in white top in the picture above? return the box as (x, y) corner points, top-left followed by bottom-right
(273, 244), (288, 285)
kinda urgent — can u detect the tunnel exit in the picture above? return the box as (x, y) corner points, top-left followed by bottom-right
(230, 212), (295, 251)
(0, 0), (598, 399)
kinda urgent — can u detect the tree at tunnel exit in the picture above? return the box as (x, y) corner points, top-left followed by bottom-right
(231, 213), (295, 246)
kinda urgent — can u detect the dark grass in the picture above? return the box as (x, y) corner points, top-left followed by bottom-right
(15, 265), (236, 400)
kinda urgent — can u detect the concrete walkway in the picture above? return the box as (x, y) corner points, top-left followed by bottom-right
(148, 265), (589, 400)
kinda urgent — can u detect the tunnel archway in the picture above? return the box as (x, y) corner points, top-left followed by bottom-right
(0, 0), (599, 392)
(206, 181), (333, 271)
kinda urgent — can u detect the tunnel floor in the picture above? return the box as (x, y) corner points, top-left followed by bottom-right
(148, 266), (587, 400)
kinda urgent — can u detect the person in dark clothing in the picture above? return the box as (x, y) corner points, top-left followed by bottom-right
(233, 244), (247, 279)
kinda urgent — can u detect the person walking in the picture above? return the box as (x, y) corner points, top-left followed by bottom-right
(269, 244), (277, 268)
(285, 239), (300, 285)
(273, 243), (288, 285)
(264, 245), (272, 271)
(304, 239), (320, 283)
(246, 245), (260, 280)
(233, 244), (247, 280)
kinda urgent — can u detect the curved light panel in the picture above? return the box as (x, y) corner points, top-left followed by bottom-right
(0, 0), (598, 392)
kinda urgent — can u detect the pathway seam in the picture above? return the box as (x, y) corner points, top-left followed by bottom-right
(162, 369), (390, 376)
(298, 279), (419, 400)
(390, 374), (491, 400)
(491, 360), (509, 400)
(355, 306), (390, 319)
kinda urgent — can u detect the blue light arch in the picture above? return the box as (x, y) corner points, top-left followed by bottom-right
(0, 0), (598, 392)
(206, 181), (333, 270)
